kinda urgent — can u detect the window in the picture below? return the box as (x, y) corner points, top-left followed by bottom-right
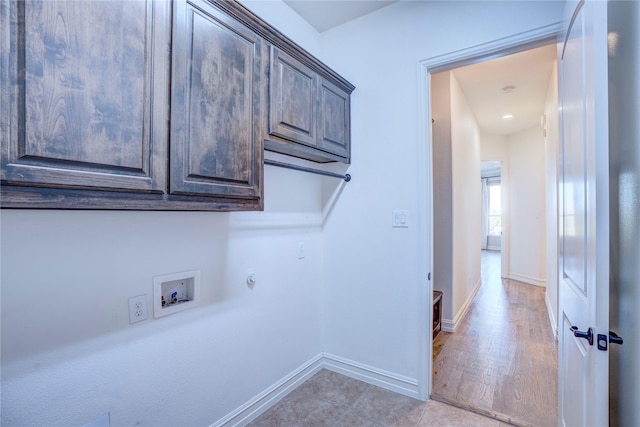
(488, 183), (502, 235)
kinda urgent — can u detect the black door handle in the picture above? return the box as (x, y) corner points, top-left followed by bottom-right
(571, 326), (594, 345)
(609, 331), (623, 345)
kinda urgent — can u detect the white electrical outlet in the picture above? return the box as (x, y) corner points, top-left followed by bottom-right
(128, 295), (147, 324)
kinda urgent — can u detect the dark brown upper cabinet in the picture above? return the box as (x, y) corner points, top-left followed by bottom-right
(269, 47), (319, 147)
(317, 77), (351, 159)
(170, 0), (266, 201)
(1, 0), (353, 210)
(265, 47), (353, 163)
(1, 0), (170, 195)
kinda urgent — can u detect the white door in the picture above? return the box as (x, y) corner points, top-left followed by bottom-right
(558, 0), (610, 426)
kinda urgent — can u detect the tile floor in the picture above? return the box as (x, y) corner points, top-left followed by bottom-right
(248, 369), (513, 426)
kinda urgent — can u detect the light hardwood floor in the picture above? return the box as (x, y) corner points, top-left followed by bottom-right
(432, 250), (558, 427)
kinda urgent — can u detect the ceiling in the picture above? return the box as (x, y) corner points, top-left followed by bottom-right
(284, 0), (557, 136)
(451, 45), (557, 135)
(283, 0), (398, 33)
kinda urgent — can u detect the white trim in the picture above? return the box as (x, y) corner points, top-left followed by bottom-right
(440, 278), (482, 333)
(212, 353), (420, 426)
(508, 272), (547, 287)
(211, 354), (324, 427)
(415, 42), (434, 402)
(322, 353), (419, 399)
(545, 290), (559, 340)
(426, 23), (561, 73)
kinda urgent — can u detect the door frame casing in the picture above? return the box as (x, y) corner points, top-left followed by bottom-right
(416, 23), (561, 400)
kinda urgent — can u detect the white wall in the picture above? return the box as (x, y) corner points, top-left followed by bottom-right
(507, 126), (547, 286)
(480, 132), (510, 276)
(480, 132), (509, 162)
(544, 60), (560, 335)
(0, 3), (329, 426)
(431, 71), (481, 328)
(450, 73), (482, 326)
(0, 166), (330, 426)
(431, 71), (454, 321)
(480, 122), (551, 290)
(319, 0), (562, 384)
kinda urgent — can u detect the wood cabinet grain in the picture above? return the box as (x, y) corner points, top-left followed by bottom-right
(265, 46), (353, 163)
(317, 78), (351, 159)
(170, 0), (265, 200)
(1, 0), (170, 193)
(1, 0), (264, 210)
(269, 46), (319, 147)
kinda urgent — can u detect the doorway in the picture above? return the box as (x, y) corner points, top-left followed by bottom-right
(417, 25), (561, 425)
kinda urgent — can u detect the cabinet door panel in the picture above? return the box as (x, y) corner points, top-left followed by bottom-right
(317, 79), (350, 159)
(170, 0), (264, 198)
(269, 47), (318, 146)
(1, 0), (169, 192)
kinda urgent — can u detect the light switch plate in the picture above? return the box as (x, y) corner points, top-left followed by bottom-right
(392, 210), (409, 228)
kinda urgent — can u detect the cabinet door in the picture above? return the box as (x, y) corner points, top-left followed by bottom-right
(1, 0), (170, 192)
(317, 78), (351, 160)
(269, 46), (319, 147)
(170, 0), (265, 199)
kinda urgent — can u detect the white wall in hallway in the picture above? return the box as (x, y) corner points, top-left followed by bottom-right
(480, 125), (549, 289)
(431, 71), (454, 321)
(431, 71), (482, 326)
(508, 126), (548, 286)
(544, 59), (560, 333)
(481, 132), (509, 161)
(450, 73), (482, 324)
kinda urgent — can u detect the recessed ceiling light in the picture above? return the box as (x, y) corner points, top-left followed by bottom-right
(502, 114), (513, 120)
(502, 85), (515, 93)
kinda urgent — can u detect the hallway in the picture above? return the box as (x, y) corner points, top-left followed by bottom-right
(432, 250), (557, 427)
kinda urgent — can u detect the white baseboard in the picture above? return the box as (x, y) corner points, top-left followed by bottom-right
(544, 292), (558, 340)
(508, 272), (546, 287)
(213, 353), (420, 426)
(322, 353), (419, 399)
(441, 278), (482, 333)
(211, 354), (324, 427)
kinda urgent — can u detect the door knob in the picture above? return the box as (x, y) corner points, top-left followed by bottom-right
(570, 326), (594, 346)
(608, 331), (623, 345)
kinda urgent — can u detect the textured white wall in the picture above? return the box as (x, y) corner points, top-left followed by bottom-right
(508, 126), (548, 285)
(544, 59), (560, 332)
(0, 165), (328, 426)
(450, 73), (482, 323)
(431, 71), (454, 321)
(481, 132), (509, 162)
(430, 70), (481, 326)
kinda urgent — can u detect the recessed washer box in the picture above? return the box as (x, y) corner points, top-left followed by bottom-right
(153, 270), (200, 318)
